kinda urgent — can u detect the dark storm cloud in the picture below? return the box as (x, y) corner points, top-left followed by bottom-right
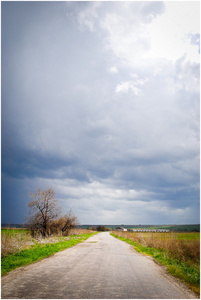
(2, 147), (79, 180)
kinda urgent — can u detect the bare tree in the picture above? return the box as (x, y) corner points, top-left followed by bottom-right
(27, 188), (60, 237)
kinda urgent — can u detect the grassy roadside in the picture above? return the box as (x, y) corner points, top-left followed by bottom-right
(2, 232), (97, 276)
(111, 233), (200, 295)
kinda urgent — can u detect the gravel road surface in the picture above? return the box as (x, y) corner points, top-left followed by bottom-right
(1, 232), (197, 299)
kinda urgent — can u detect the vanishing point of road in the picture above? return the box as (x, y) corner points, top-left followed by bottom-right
(1, 232), (197, 299)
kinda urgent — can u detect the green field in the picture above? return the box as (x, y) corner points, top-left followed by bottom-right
(126, 224), (200, 232)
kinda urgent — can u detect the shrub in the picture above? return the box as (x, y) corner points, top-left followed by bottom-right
(96, 225), (109, 232)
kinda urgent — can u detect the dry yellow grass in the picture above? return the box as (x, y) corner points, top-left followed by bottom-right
(1, 229), (33, 257)
(112, 231), (200, 265)
(69, 228), (93, 235)
(1, 228), (94, 257)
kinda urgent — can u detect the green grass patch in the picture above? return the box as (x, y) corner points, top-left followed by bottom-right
(111, 233), (200, 295)
(2, 233), (96, 276)
(1, 228), (30, 237)
(1, 228), (30, 235)
(175, 232), (200, 240)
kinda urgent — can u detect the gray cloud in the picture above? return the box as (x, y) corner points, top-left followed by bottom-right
(2, 1), (200, 225)
(190, 33), (200, 53)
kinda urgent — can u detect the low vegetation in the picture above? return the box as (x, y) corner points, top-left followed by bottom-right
(87, 225), (109, 231)
(1, 228), (96, 276)
(111, 231), (200, 295)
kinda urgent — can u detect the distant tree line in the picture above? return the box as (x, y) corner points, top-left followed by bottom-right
(26, 188), (78, 237)
(87, 225), (109, 232)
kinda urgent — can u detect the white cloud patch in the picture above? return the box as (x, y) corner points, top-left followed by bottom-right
(115, 75), (147, 95)
(115, 81), (142, 95)
(77, 2), (100, 32)
(147, 2), (200, 63)
(100, 1), (199, 68)
(108, 66), (118, 74)
(101, 11), (151, 66)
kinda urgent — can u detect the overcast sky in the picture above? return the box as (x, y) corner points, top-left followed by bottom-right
(2, 1), (200, 225)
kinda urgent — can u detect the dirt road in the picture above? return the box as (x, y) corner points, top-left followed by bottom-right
(1, 232), (197, 299)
